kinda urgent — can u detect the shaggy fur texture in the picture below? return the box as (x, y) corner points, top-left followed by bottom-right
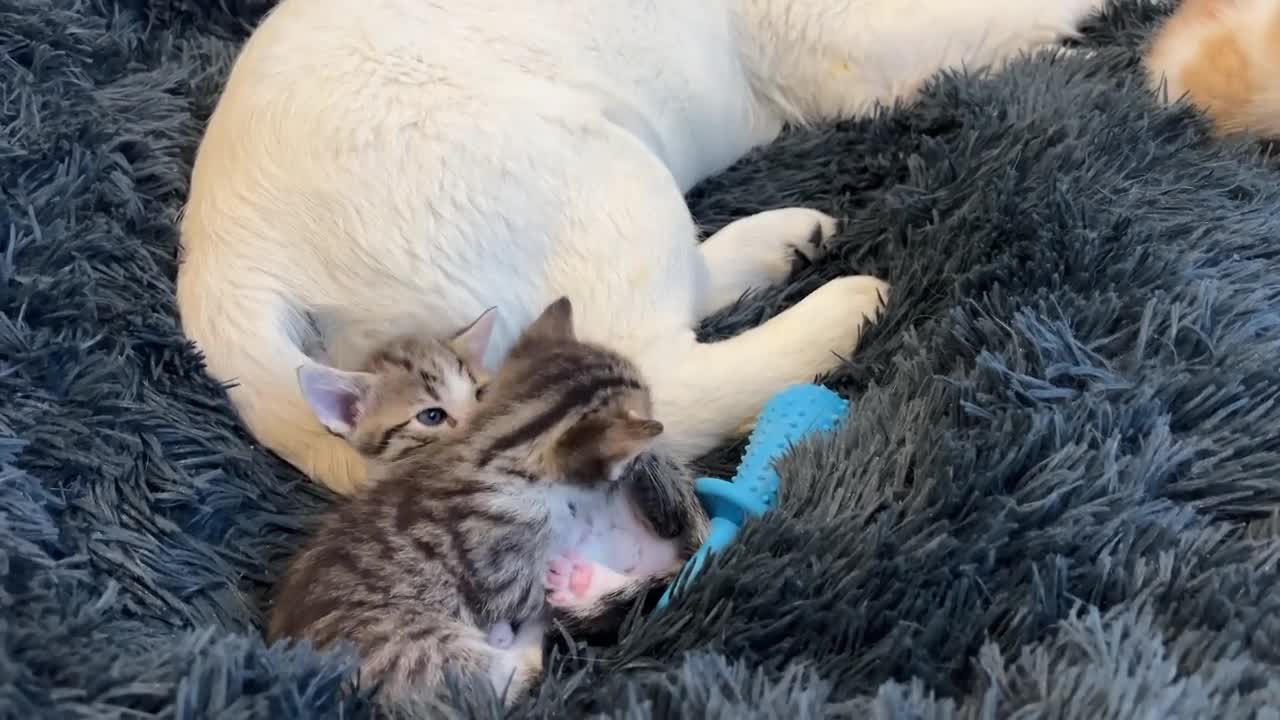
(2, 0), (1279, 716)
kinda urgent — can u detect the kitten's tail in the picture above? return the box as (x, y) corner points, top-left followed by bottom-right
(175, 263), (367, 494)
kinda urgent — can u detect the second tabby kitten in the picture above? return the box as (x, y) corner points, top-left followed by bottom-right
(269, 298), (705, 707)
(296, 308), (496, 467)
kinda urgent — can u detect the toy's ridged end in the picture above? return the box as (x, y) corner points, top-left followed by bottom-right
(731, 384), (849, 505)
(656, 384), (849, 611)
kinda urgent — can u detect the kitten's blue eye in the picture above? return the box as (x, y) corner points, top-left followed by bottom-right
(416, 408), (448, 426)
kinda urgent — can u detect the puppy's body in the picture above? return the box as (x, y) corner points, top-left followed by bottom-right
(179, 0), (1104, 493)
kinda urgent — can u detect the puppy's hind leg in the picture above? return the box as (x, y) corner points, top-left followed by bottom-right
(731, 0), (1106, 122)
(697, 207), (840, 318)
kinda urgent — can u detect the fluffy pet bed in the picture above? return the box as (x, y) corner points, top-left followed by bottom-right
(2, 0), (1277, 716)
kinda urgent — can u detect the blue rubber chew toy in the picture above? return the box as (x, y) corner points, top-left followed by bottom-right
(655, 383), (849, 610)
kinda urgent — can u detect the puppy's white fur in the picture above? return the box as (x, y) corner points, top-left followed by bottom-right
(178, 0), (1103, 493)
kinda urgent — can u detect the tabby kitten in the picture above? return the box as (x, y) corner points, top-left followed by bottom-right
(296, 308), (496, 466)
(269, 298), (706, 707)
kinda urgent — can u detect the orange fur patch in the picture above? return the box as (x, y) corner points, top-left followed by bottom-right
(1180, 0), (1229, 20)
(1267, 2), (1280, 62)
(1180, 29), (1256, 132)
(1144, 0), (1280, 138)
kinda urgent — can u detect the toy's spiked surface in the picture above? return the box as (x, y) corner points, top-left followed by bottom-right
(657, 384), (848, 609)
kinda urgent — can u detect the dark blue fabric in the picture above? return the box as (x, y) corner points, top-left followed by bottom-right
(3, 1), (1278, 716)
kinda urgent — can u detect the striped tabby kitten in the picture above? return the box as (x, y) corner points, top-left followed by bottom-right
(269, 297), (706, 707)
(296, 308), (496, 466)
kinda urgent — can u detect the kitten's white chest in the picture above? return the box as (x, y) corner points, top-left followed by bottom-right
(546, 486), (602, 550)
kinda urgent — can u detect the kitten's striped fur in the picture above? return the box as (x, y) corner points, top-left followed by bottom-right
(269, 298), (706, 707)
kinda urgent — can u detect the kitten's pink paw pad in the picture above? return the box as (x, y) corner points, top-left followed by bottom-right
(544, 550), (594, 607)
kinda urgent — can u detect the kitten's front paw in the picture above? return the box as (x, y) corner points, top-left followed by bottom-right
(544, 550), (631, 607)
(544, 549), (594, 608)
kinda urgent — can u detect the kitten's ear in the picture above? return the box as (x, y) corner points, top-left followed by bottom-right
(524, 297), (575, 342)
(297, 364), (374, 436)
(598, 411), (664, 481)
(557, 409), (664, 482)
(451, 307), (498, 367)
(610, 410), (665, 457)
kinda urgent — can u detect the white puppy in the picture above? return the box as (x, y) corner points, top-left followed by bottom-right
(178, 0), (1104, 493)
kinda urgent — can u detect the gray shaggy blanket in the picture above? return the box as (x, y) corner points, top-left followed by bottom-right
(2, 1), (1278, 717)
